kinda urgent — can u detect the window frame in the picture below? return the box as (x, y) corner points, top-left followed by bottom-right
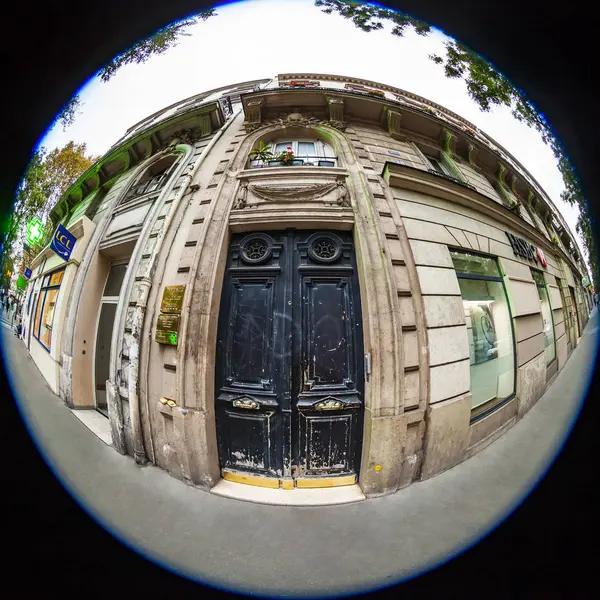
(33, 267), (66, 352)
(451, 249), (518, 423)
(531, 268), (557, 369)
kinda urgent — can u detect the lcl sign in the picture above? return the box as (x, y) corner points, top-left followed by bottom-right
(506, 232), (548, 267)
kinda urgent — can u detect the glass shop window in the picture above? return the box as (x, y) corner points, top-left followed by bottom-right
(531, 269), (556, 365)
(34, 267), (65, 352)
(450, 250), (516, 416)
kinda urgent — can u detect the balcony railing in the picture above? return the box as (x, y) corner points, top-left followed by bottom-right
(218, 95), (233, 119)
(248, 156), (339, 169)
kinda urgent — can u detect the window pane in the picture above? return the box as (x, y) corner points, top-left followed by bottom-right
(275, 143), (292, 154)
(34, 293), (43, 338)
(450, 250), (501, 277)
(531, 269), (546, 287)
(298, 142), (315, 156)
(426, 155), (447, 175)
(38, 288), (59, 349)
(536, 282), (556, 364)
(103, 264), (128, 297)
(458, 277), (515, 409)
(49, 269), (64, 286)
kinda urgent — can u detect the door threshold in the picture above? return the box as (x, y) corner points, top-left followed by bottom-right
(210, 479), (366, 506)
(70, 409), (113, 446)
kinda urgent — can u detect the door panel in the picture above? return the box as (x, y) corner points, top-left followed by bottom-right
(225, 277), (277, 388)
(94, 302), (117, 416)
(215, 230), (364, 487)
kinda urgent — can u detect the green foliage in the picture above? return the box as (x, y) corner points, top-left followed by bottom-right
(54, 95), (84, 131)
(315, 0), (430, 36)
(1, 142), (97, 279)
(56, 9), (217, 130)
(98, 11), (216, 83)
(249, 140), (275, 162)
(316, 1), (596, 286)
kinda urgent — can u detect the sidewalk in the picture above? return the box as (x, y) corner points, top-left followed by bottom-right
(2, 308), (598, 598)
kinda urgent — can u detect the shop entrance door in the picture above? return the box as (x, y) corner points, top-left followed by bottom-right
(215, 230), (365, 489)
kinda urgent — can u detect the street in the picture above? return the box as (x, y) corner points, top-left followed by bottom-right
(1, 307), (598, 598)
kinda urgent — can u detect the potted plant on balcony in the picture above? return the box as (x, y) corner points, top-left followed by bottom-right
(249, 141), (275, 166)
(276, 146), (297, 165)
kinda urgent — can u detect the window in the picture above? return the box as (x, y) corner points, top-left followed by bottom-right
(531, 269), (556, 365)
(34, 268), (65, 351)
(250, 139), (336, 168)
(450, 250), (516, 417)
(425, 154), (452, 176)
(122, 155), (178, 203)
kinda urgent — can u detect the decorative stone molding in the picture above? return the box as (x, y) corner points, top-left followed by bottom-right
(233, 180), (248, 209)
(198, 114), (212, 138)
(385, 108), (403, 138)
(232, 175), (349, 209)
(327, 97), (344, 122)
(165, 128), (201, 147)
(467, 142), (480, 169)
(244, 111), (346, 133)
(440, 128), (457, 156)
(245, 99), (263, 125)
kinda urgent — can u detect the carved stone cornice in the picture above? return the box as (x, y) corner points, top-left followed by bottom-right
(244, 112), (346, 133)
(164, 128), (201, 147)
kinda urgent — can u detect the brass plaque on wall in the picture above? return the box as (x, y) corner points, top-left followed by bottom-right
(155, 314), (180, 345)
(160, 285), (186, 314)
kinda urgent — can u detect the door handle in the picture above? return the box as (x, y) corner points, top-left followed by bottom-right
(232, 397), (260, 410)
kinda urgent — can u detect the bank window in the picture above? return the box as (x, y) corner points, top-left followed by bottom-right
(34, 267), (65, 352)
(531, 269), (556, 366)
(450, 250), (516, 417)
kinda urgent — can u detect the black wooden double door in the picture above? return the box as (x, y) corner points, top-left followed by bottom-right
(215, 230), (365, 486)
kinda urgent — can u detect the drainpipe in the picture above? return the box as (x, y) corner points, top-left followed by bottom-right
(129, 109), (241, 465)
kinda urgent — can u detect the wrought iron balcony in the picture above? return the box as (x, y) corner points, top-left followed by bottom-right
(218, 95), (233, 119)
(248, 156), (338, 169)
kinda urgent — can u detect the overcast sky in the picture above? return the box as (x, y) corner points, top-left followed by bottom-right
(39, 0), (587, 268)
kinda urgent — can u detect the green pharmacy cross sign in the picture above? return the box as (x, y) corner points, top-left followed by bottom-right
(168, 332), (178, 345)
(26, 218), (44, 246)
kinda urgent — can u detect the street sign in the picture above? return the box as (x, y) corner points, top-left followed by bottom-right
(24, 268), (32, 279)
(50, 223), (76, 261)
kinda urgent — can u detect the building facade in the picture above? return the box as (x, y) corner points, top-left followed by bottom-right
(21, 73), (592, 498)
